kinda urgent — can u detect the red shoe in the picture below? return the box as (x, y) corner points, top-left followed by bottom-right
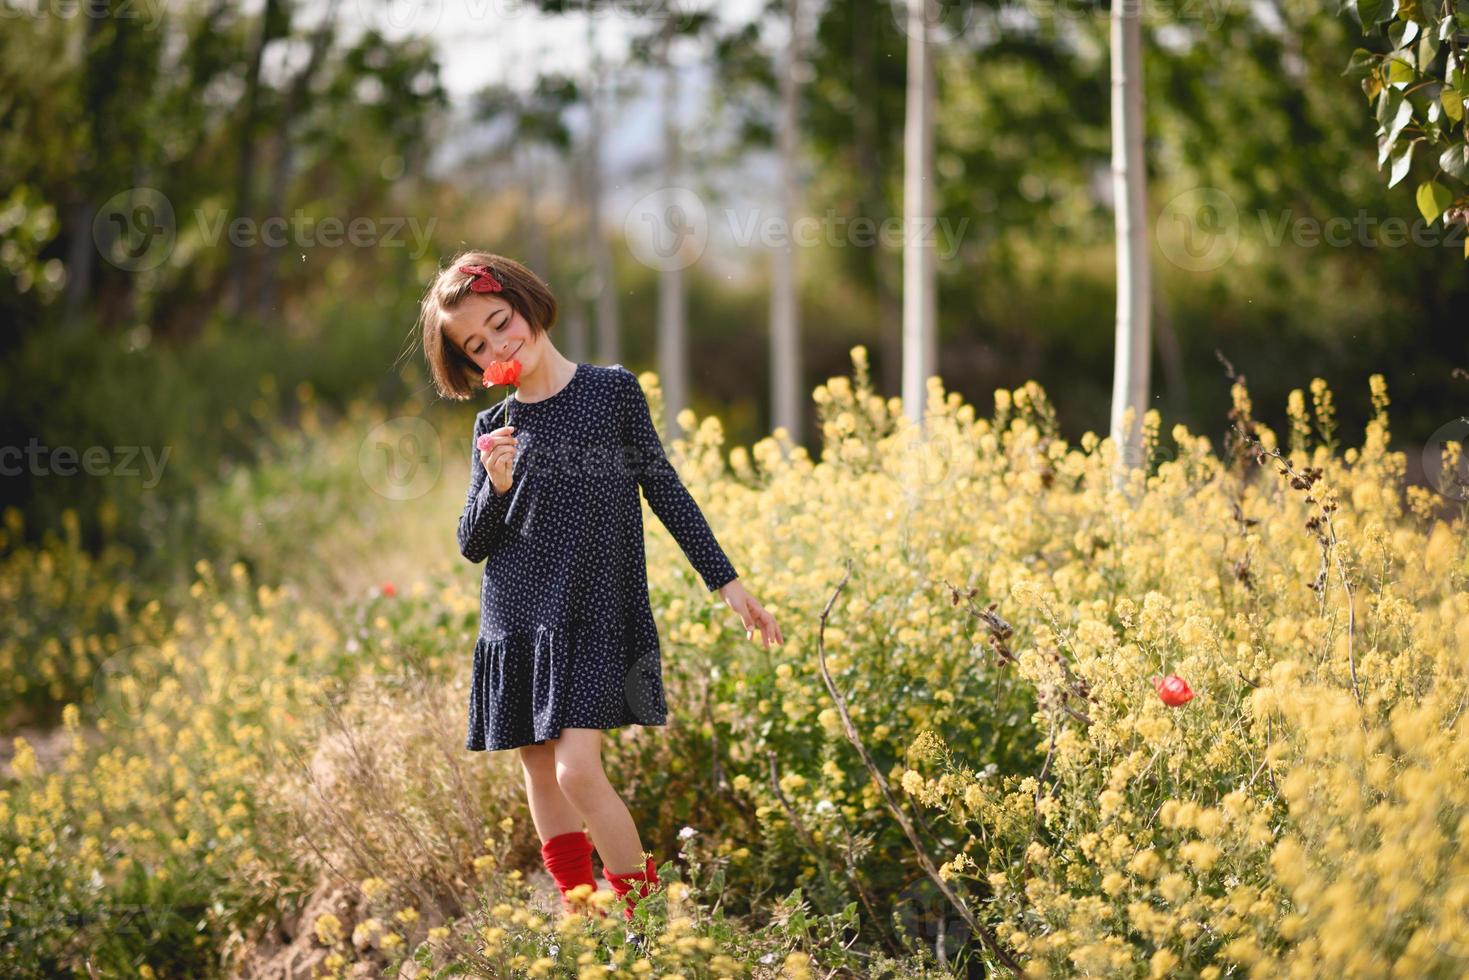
(603, 856), (661, 922)
(540, 830), (600, 916)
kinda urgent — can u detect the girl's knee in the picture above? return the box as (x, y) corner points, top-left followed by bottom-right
(519, 742), (557, 780)
(553, 756), (604, 797)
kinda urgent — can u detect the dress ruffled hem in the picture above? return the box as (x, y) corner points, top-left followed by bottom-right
(465, 621), (668, 752)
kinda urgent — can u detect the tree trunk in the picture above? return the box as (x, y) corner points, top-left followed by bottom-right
(901, 0), (936, 429)
(852, 0), (902, 397)
(1152, 276), (1186, 425)
(61, 6), (111, 334)
(657, 23), (688, 431)
(227, 0), (288, 321)
(564, 134), (591, 362)
(770, 0), (804, 445)
(522, 146), (550, 284)
(1109, 0), (1153, 489)
(255, 0), (339, 322)
(585, 13), (619, 365)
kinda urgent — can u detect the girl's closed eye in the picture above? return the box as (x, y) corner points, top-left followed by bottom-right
(468, 319), (507, 355)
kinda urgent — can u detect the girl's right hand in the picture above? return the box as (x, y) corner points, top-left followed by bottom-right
(480, 425), (518, 496)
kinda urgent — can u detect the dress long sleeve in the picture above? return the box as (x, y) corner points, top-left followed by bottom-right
(616, 367), (738, 593)
(457, 409), (516, 563)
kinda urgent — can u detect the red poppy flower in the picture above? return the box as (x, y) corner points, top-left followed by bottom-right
(482, 358), (522, 389)
(381, 581), (397, 597)
(1153, 674), (1195, 707)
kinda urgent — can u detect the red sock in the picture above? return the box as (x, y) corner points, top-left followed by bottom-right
(540, 830), (598, 914)
(603, 856), (661, 922)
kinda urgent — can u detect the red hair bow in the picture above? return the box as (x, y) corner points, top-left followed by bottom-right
(458, 263), (504, 293)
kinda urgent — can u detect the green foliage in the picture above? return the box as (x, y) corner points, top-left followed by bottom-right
(0, 297), (421, 583)
(1342, 0), (1469, 250)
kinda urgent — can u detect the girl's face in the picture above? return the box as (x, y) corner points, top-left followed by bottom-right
(441, 294), (542, 377)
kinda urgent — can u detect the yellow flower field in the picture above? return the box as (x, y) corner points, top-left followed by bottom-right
(2, 347), (1464, 978)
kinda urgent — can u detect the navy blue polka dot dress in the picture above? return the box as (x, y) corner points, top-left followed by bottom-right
(457, 362), (739, 752)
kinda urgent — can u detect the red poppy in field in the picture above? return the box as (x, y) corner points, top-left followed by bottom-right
(381, 581), (397, 597)
(1153, 674), (1195, 707)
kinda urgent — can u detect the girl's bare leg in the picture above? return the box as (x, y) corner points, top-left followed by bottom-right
(550, 728), (647, 875)
(518, 740), (584, 842)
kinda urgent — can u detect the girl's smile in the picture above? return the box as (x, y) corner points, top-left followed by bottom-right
(441, 294), (529, 373)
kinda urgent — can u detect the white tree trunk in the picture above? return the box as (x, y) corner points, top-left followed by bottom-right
(657, 26), (689, 432)
(901, 0), (937, 429)
(521, 144), (550, 302)
(586, 12), (619, 365)
(1109, 0), (1153, 490)
(770, 0), (804, 445)
(563, 134), (591, 362)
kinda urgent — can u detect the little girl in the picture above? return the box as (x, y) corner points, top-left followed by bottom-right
(418, 251), (785, 924)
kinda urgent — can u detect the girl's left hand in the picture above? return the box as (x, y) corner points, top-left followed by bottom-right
(718, 578), (785, 648)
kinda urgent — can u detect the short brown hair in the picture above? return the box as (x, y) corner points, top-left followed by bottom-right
(418, 250), (559, 400)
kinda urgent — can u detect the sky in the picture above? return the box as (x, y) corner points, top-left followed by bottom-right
(343, 1), (660, 99)
(333, 0), (788, 276)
